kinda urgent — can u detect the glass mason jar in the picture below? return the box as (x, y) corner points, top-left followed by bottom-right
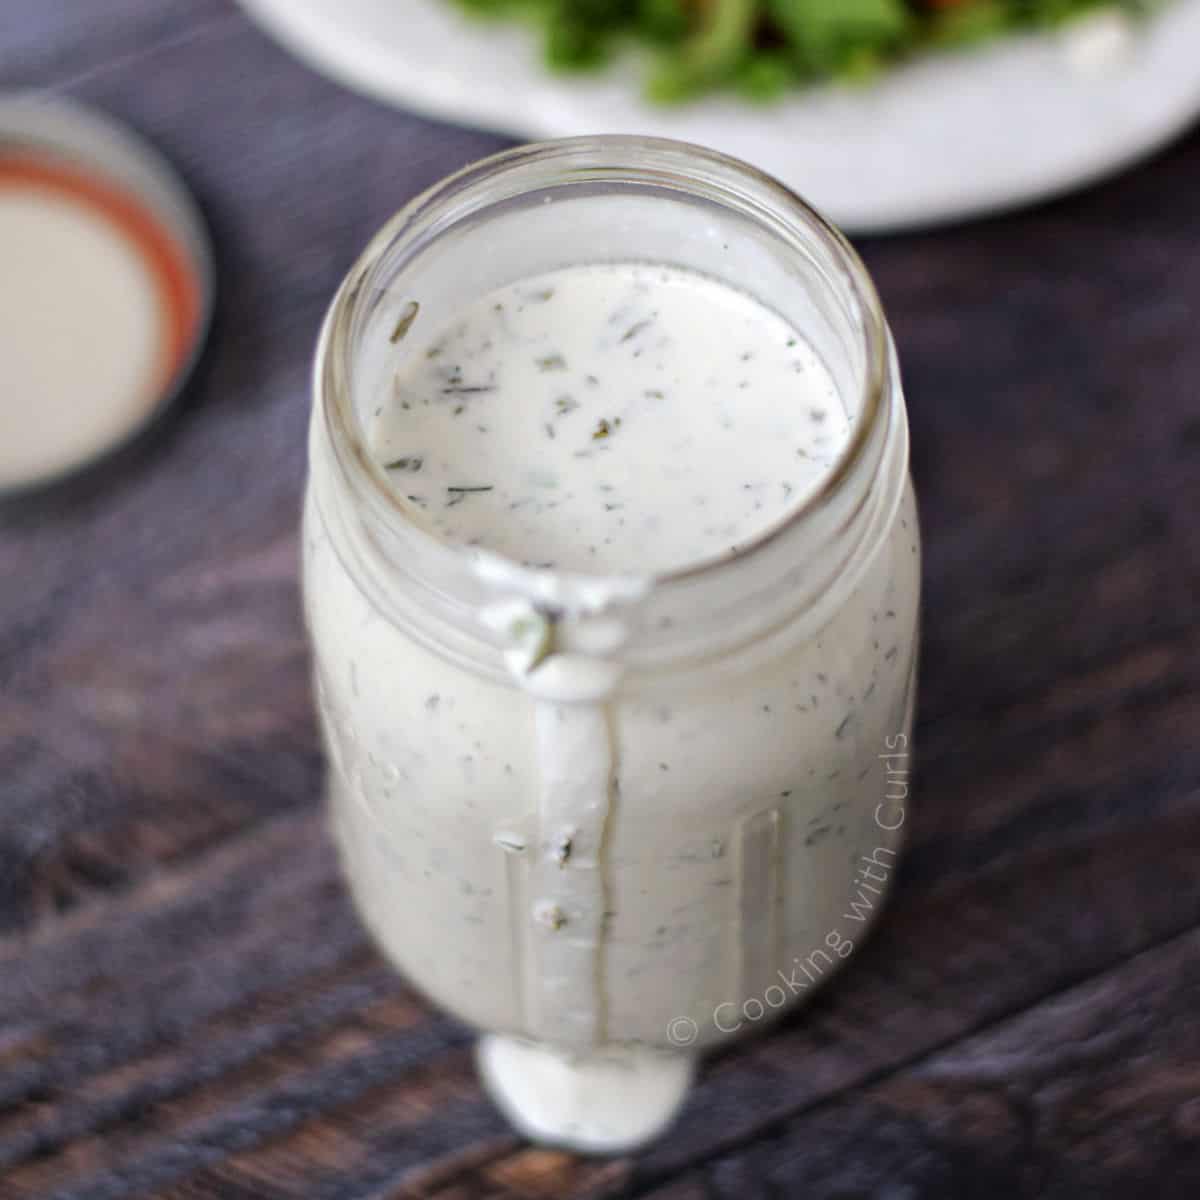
(303, 137), (919, 1153)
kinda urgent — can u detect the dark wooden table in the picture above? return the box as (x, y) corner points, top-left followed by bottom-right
(3, 3), (1199, 1197)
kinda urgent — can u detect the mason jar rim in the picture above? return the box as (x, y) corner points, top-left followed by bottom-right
(317, 134), (889, 597)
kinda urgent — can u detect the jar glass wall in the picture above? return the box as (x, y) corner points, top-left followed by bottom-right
(303, 137), (920, 1153)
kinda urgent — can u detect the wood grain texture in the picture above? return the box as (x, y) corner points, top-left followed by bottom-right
(1, 3), (1198, 1197)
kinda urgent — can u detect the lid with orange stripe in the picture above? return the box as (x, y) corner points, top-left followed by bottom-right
(0, 96), (214, 495)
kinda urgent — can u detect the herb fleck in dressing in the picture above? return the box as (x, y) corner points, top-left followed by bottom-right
(371, 264), (850, 574)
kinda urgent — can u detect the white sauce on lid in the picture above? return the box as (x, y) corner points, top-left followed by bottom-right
(0, 165), (187, 491)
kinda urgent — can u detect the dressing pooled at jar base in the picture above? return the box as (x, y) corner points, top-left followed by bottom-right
(302, 136), (921, 1155)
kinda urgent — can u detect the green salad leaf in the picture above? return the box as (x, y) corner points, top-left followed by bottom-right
(648, 0), (757, 101)
(767, 0), (912, 77)
(451, 0), (1158, 102)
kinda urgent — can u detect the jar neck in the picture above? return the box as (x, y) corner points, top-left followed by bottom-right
(310, 137), (904, 682)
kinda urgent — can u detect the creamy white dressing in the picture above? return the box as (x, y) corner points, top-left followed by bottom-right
(370, 264), (849, 574)
(476, 1035), (696, 1153)
(369, 266), (856, 1138)
(306, 256), (920, 1154)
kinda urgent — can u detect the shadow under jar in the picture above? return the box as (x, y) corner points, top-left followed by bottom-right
(303, 137), (920, 1154)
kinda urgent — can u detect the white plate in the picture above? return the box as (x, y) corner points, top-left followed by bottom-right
(239, 0), (1200, 232)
